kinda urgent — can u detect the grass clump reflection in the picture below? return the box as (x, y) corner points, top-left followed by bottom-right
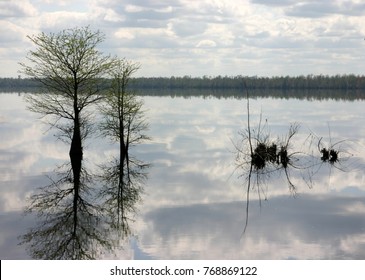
(235, 82), (355, 236)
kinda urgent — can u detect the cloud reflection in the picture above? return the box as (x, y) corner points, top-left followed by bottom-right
(1, 94), (365, 259)
(136, 194), (365, 259)
(125, 95), (365, 259)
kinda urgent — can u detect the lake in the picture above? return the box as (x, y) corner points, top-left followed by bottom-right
(1, 92), (365, 259)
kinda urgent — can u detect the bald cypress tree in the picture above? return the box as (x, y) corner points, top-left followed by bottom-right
(20, 26), (112, 153)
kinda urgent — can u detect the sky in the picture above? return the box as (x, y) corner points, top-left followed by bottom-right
(1, 0), (365, 78)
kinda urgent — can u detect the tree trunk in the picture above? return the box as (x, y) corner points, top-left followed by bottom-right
(70, 102), (83, 235)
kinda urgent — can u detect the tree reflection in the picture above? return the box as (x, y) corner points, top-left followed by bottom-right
(20, 138), (149, 259)
(19, 128), (149, 259)
(19, 144), (112, 259)
(99, 149), (149, 239)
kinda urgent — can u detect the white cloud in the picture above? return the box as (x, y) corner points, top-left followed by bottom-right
(114, 29), (135, 40)
(196, 39), (217, 48)
(125, 4), (146, 13)
(103, 8), (125, 22)
(0, 21), (29, 46)
(37, 11), (89, 30)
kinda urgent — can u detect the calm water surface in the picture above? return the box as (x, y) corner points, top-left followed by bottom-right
(1, 92), (365, 259)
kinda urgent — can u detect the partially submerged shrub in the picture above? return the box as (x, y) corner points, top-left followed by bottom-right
(251, 142), (270, 169)
(251, 142), (290, 170)
(277, 146), (289, 168)
(320, 147), (339, 164)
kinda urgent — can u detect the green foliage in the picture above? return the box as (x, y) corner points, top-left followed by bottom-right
(20, 26), (111, 96)
(19, 26), (113, 143)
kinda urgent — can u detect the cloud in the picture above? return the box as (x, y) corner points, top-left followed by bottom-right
(169, 19), (208, 38)
(36, 11), (90, 31)
(251, 0), (299, 6)
(93, 0), (181, 28)
(0, 0), (38, 18)
(252, 0), (365, 18)
(0, 21), (29, 46)
(196, 39), (217, 48)
(2, 0), (365, 77)
(285, 2), (341, 18)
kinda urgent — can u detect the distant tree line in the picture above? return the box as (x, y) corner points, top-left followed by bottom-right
(0, 77), (40, 92)
(2, 74), (365, 94)
(128, 74), (365, 91)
